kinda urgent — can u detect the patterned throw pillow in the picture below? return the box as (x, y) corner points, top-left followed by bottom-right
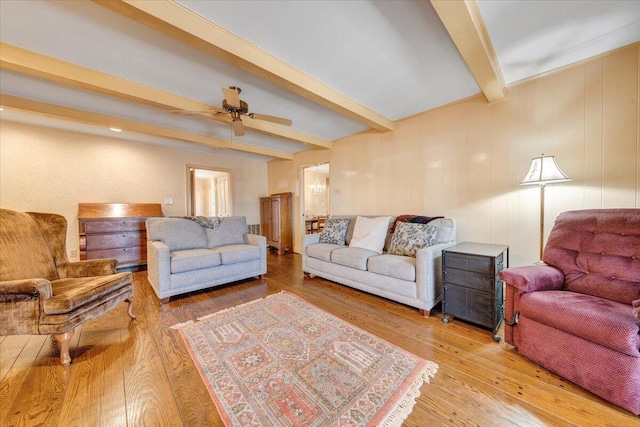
(388, 222), (438, 257)
(319, 218), (351, 245)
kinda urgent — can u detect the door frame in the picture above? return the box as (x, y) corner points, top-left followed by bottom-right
(185, 164), (233, 216)
(299, 162), (330, 244)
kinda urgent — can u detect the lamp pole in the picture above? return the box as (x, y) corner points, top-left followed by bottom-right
(539, 183), (546, 260)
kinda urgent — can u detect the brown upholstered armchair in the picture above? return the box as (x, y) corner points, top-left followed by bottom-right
(0, 209), (135, 366)
(499, 209), (640, 415)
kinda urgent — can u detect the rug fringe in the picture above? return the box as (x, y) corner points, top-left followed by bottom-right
(196, 291), (286, 321)
(171, 291), (289, 329)
(380, 361), (439, 427)
(169, 320), (194, 329)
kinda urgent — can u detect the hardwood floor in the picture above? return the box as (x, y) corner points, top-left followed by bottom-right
(1, 253), (636, 426)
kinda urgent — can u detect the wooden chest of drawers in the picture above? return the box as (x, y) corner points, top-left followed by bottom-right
(78, 203), (163, 271)
(442, 242), (509, 341)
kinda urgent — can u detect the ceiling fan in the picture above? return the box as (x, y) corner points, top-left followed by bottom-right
(172, 86), (292, 136)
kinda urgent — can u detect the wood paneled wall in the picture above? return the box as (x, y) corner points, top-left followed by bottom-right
(270, 45), (639, 264)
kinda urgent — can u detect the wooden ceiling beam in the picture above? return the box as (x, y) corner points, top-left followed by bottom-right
(92, 0), (394, 132)
(0, 43), (330, 149)
(0, 94), (294, 160)
(430, 0), (507, 103)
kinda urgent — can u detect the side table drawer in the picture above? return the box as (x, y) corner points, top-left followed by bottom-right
(445, 252), (502, 275)
(444, 284), (494, 329)
(444, 268), (495, 292)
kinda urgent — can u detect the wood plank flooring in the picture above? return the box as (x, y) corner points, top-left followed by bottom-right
(1, 253), (637, 426)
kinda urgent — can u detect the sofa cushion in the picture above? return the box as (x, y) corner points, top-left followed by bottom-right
(146, 218), (208, 251)
(215, 244), (261, 265)
(331, 247), (378, 271)
(318, 218), (350, 245)
(306, 243), (344, 262)
(434, 218), (455, 244)
(388, 222), (437, 257)
(368, 255), (416, 282)
(349, 216), (392, 254)
(206, 216), (248, 248)
(170, 249), (221, 274)
(520, 290), (640, 358)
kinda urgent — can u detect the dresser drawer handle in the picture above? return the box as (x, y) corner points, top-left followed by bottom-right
(99, 255), (107, 258)
(100, 240), (107, 245)
(123, 248), (129, 252)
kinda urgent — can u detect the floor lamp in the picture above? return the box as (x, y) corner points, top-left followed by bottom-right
(520, 154), (571, 260)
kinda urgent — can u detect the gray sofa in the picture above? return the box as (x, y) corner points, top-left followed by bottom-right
(145, 216), (266, 302)
(303, 216), (456, 315)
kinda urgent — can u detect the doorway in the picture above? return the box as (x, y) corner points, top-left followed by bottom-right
(187, 166), (232, 217)
(302, 163), (330, 235)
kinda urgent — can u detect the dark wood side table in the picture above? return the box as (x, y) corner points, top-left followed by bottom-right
(442, 242), (509, 342)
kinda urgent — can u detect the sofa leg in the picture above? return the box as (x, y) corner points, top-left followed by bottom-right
(126, 298), (136, 319)
(159, 297), (170, 304)
(419, 308), (431, 318)
(53, 330), (74, 367)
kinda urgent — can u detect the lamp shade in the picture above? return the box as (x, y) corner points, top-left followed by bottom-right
(521, 155), (571, 186)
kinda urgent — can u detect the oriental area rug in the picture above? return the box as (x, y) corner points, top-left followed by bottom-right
(172, 291), (438, 427)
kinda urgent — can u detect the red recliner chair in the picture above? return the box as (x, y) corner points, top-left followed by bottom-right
(500, 209), (640, 415)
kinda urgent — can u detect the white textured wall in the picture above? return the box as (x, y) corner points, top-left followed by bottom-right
(0, 121), (267, 260)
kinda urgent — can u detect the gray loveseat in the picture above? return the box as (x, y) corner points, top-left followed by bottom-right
(303, 215), (456, 315)
(146, 216), (266, 302)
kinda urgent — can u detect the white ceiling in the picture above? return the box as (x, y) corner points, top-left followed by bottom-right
(1, 0), (638, 161)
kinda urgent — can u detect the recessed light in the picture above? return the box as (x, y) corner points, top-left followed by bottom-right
(0, 107), (4, 111)
(109, 127), (122, 132)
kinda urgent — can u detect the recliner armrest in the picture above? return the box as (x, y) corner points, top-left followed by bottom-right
(499, 265), (564, 293)
(57, 259), (118, 278)
(633, 299), (640, 320)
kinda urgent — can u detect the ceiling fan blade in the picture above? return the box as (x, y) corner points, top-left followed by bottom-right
(232, 117), (245, 136)
(222, 87), (241, 108)
(250, 113), (292, 126)
(170, 108), (226, 115)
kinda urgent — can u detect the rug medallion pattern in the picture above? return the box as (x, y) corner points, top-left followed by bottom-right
(175, 291), (438, 426)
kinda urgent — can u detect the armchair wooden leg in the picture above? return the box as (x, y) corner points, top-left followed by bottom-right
(53, 330), (74, 367)
(126, 298), (136, 319)
(419, 308), (431, 318)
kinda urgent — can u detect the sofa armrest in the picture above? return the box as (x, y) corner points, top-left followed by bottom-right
(499, 265), (565, 293)
(302, 234), (321, 271)
(57, 259), (118, 278)
(302, 233), (320, 251)
(146, 241), (171, 294)
(245, 234), (267, 275)
(0, 278), (52, 335)
(245, 233), (266, 248)
(415, 241), (457, 301)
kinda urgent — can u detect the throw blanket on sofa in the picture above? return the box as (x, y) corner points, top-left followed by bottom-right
(390, 215), (443, 233)
(175, 216), (223, 229)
